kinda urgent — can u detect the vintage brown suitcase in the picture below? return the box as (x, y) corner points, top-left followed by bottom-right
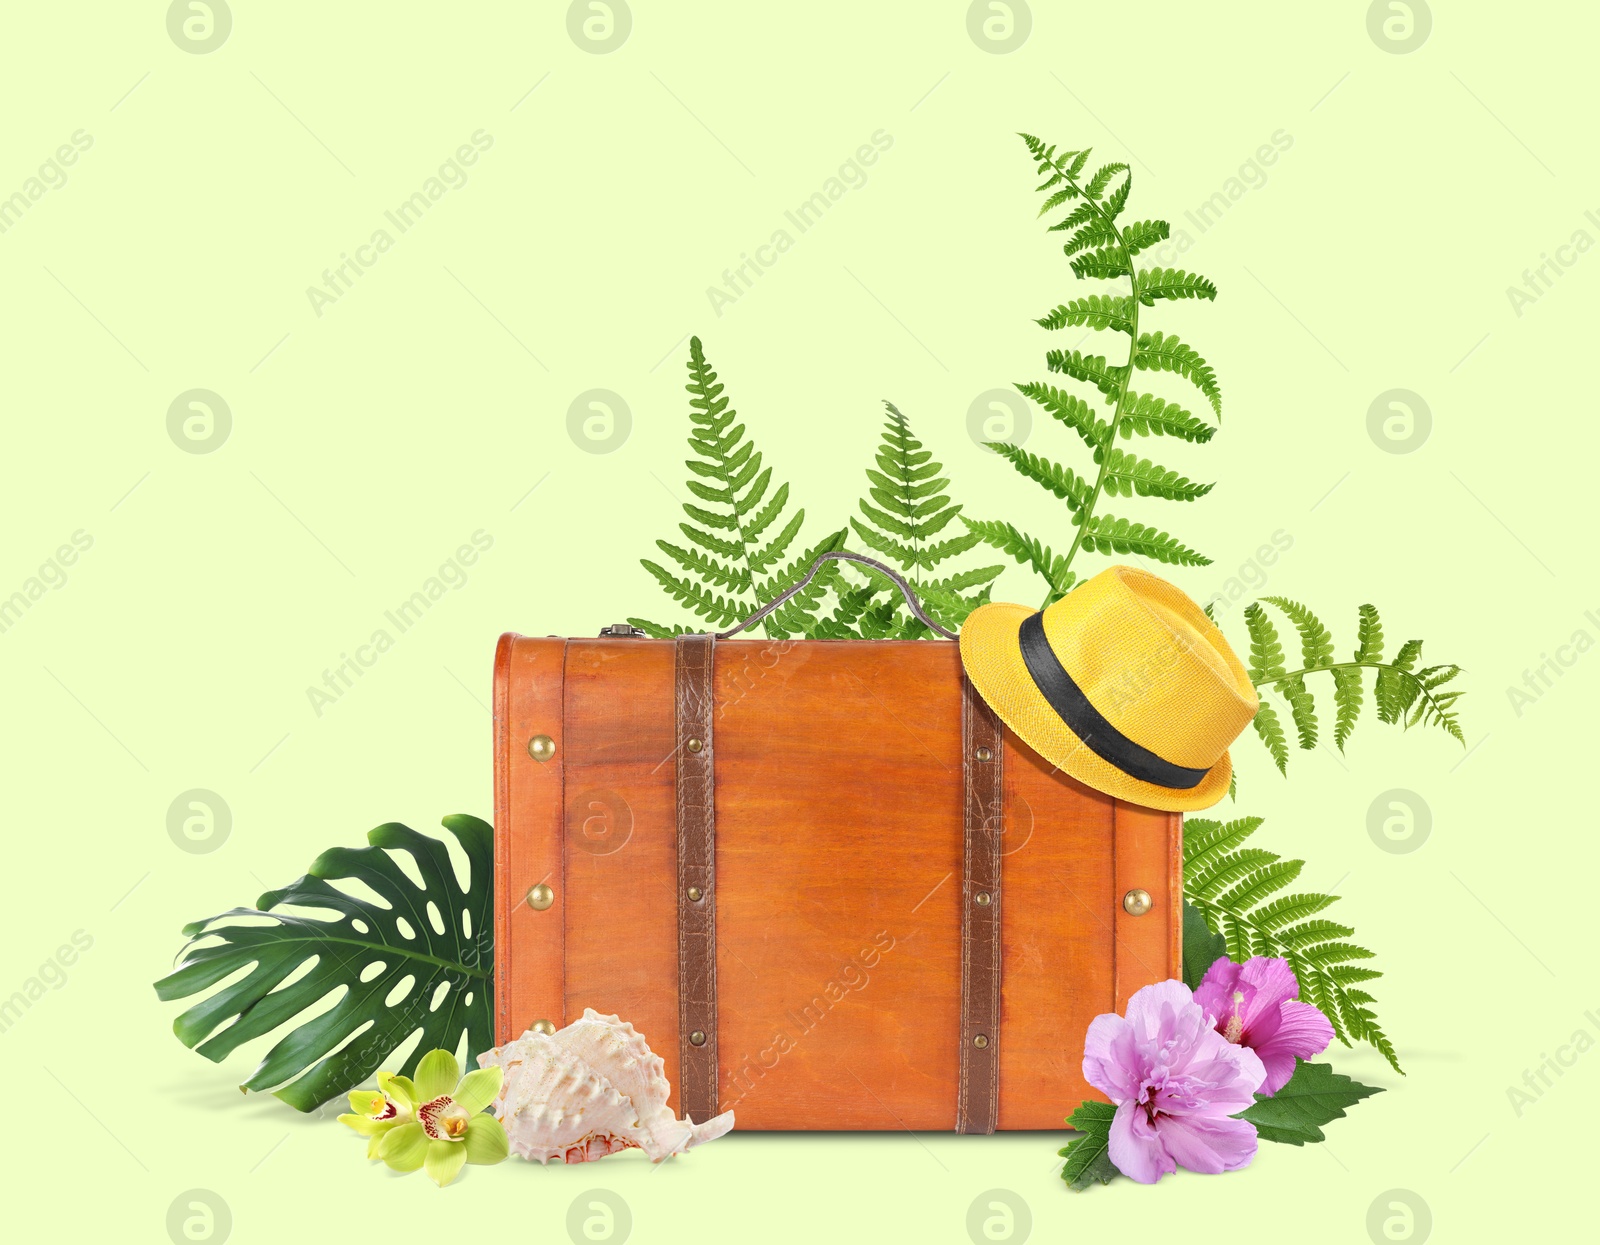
(492, 563), (1180, 1132)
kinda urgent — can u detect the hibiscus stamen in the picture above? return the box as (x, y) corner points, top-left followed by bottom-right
(1222, 990), (1246, 1044)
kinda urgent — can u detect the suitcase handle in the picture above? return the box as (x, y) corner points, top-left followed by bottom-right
(715, 551), (959, 640)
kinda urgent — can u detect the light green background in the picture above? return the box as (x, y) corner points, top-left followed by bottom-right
(3, 2), (1592, 1241)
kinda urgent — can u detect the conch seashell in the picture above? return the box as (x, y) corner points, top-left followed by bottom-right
(478, 1009), (734, 1163)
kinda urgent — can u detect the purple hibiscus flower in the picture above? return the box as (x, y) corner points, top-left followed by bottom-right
(1082, 979), (1266, 1184)
(1192, 956), (1335, 1096)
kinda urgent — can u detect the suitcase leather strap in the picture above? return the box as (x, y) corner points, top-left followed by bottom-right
(675, 633), (719, 1123)
(958, 674), (1004, 1134)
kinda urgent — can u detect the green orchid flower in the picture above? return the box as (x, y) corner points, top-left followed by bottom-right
(337, 1071), (417, 1159)
(338, 1049), (508, 1186)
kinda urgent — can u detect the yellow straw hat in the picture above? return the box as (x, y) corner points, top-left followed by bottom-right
(958, 565), (1258, 812)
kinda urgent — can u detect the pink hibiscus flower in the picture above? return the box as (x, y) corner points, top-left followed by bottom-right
(1192, 956), (1335, 1096)
(1082, 980), (1266, 1184)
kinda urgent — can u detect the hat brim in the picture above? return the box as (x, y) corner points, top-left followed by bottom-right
(959, 601), (1233, 813)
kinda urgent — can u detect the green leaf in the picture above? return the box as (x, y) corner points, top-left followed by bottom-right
(962, 518), (1076, 603)
(1035, 295), (1135, 335)
(1084, 161), (1128, 201)
(625, 617), (695, 639)
(1078, 514), (1210, 567)
(1236, 1060), (1384, 1145)
(1262, 597), (1335, 670)
(1355, 604), (1384, 662)
(759, 527), (849, 636)
(1134, 330), (1222, 416)
(1069, 247), (1132, 281)
(1136, 267), (1218, 304)
(1118, 392), (1215, 443)
(1183, 900), (1228, 990)
(1243, 604), (1287, 681)
(1251, 700), (1290, 774)
(1183, 816), (1266, 874)
(1119, 219), (1170, 255)
(637, 336), (825, 636)
(154, 815), (494, 1113)
(834, 402), (1004, 634)
(641, 559), (746, 627)
(1101, 448), (1212, 502)
(1062, 219), (1117, 256)
(1184, 816), (1401, 1073)
(1045, 349), (1126, 403)
(1014, 381), (1108, 450)
(1332, 667), (1363, 750)
(1058, 1100), (1121, 1190)
(1239, 601), (1466, 769)
(1280, 674), (1319, 751)
(990, 443), (1091, 513)
(1007, 133), (1224, 597)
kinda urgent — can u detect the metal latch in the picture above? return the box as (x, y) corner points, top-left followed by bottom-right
(597, 623), (648, 638)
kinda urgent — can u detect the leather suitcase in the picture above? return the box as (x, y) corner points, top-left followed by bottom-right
(491, 607), (1181, 1132)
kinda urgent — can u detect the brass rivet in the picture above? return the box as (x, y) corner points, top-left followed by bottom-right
(689, 1030), (707, 1046)
(531, 1018), (556, 1036)
(1123, 888), (1153, 917)
(975, 746), (993, 763)
(528, 734), (556, 762)
(687, 886), (704, 902)
(527, 883), (554, 911)
(973, 1034), (990, 1049)
(686, 737), (704, 753)
(975, 891), (992, 907)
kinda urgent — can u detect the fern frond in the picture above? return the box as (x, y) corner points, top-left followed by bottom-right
(1078, 514), (1210, 566)
(1331, 667), (1363, 750)
(625, 617), (696, 639)
(1251, 700), (1290, 774)
(924, 564), (1004, 594)
(1105, 172), (1132, 218)
(1118, 392), (1215, 443)
(653, 540), (751, 593)
(1063, 219), (1117, 256)
(1100, 448), (1213, 502)
(1243, 604), (1287, 681)
(1045, 350), (1126, 402)
(1084, 161), (1128, 200)
(1239, 602), (1466, 768)
(1355, 603), (1384, 662)
(989, 443), (1092, 513)
(636, 337), (826, 636)
(1278, 675), (1318, 750)
(847, 519), (919, 567)
(640, 559), (746, 627)
(994, 133), (1223, 598)
(1034, 295), (1135, 335)
(1261, 597), (1336, 670)
(1134, 331), (1222, 416)
(1014, 381), (1109, 450)
(1183, 815), (1266, 876)
(961, 518), (1076, 602)
(1183, 815), (1401, 1072)
(1406, 665), (1467, 743)
(1135, 268), (1218, 304)
(758, 528), (848, 637)
(1071, 247), (1133, 281)
(746, 507), (805, 577)
(836, 402), (1001, 632)
(1043, 200), (1096, 232)
(678, 522), (744, 560)
(1118, 220), (1170, 255)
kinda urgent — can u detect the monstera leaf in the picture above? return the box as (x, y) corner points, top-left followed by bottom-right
(154, 815), (493, 1112)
